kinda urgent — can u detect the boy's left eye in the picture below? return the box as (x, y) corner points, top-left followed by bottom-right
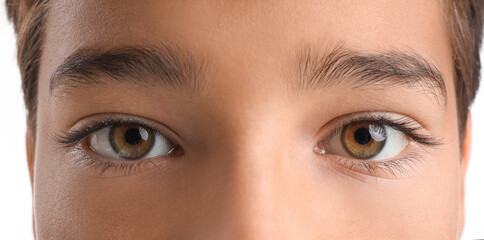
(319, 121), (408, 160)
(88, 124), (176, 160)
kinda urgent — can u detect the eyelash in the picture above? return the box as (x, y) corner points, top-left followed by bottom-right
(54, 114), (443, 177)
(54, 117), (179, 176)
(321, 114), (443, 178)
(325, 114), (442, 146)
(55, 118), (157, 147)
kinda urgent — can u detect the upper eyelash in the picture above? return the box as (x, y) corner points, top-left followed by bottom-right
(53, 117), (162, 148)
(56, 114), (443, 149)
(325, 114), (443, 147)
(55, 114), (441, 177)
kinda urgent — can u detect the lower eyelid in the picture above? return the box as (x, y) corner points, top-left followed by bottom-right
(63, 138), (156, 177)
(317, 142), (426, 179)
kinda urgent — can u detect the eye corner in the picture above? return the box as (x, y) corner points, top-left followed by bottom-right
(52, 130), (87, 149)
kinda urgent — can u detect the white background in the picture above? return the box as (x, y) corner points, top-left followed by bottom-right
(0, 3), (483, 240)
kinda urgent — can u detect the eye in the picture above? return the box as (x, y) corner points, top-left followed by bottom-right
(89, 123), (176, 160)
(319, 121), (408, 160)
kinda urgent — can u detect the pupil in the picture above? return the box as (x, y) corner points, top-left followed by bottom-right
(354, 128), (371, 145)
(124, 128), (142, 145)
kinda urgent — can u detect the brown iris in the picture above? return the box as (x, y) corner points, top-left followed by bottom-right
(109, 124), (154, 160)
(341, 122), (386, 159)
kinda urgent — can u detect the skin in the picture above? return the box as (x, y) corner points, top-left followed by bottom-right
(27, 0), (472, 239)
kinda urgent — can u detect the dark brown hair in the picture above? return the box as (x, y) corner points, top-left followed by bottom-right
(6, 0), (48, 136)
(5, 0), (484, 144)
(448, 1), (484, 143)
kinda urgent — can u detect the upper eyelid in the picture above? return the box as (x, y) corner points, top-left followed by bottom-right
(326, 115), (405, 142)
(53, 113), (184, 148)
(320, 112), (400, 141)
(55, 112), (440, 149)
(318, 112), (442, 146)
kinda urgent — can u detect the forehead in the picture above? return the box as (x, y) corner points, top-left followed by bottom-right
(40, 0), (454, 93)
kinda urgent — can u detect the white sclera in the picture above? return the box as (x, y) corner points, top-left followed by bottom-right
(89, 127), (175, 160)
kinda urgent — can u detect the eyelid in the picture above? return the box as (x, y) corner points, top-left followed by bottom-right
(54, 113), (185, 150)
(314, 112), (443, 147)
(312, 111), (443, 179)
(65, 143), (179, 177)
(321, 146), (427, 180)
(53, 114), (184, 177)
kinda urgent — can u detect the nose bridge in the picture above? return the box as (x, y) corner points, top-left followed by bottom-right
(201, 55), (304, 236)
(217, 125), (319, 239)
(197, 90), (318, 237)
(226, 130), (286, 237)
(214, 107), (308, 238)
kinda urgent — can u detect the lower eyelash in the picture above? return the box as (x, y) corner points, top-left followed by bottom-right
(66, 143), (159, 176)
(330, 146), (426, 179)
(373, 151), (425, 177)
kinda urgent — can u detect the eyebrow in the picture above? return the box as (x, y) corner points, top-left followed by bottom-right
(51, 44), (447, 105)
(50, 45), (207, 97)
(290, 46), (447, 105)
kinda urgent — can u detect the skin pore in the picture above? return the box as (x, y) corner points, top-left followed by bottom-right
(29, 0), (472, 239)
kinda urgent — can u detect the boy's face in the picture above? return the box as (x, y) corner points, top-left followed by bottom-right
(32, 0), (468, 238)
